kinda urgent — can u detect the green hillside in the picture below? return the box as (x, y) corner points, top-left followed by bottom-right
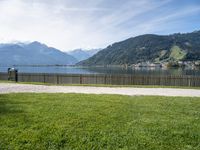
(169, 45), (186, 61)
(78, 31), (200, 66)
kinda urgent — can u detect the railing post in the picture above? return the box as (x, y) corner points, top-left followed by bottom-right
(104, 75), (106, 84)
(44, 74), (46, 83)
(80, 75), (82, 84)
(57, 75), (59, 84)
(15, 70), (18, 82)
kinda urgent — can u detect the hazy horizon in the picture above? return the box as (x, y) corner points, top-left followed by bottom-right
(0, 0), (200, 51)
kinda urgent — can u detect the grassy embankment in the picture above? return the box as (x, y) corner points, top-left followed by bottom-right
(0, 93), (200, 149)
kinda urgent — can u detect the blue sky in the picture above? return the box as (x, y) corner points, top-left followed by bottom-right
(0, 0), (199, 51)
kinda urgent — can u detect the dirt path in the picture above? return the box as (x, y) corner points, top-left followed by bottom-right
(0, 83), (200, 97)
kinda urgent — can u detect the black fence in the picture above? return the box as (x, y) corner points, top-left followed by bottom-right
(0, 72), (200, 87)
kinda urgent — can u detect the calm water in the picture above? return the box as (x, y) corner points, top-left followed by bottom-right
(0, 66), (200, 76)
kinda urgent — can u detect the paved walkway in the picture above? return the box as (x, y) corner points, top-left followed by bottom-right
(0, 83), (200, 97)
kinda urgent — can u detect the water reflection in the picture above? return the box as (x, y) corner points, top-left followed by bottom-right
(0, 66), (200, 76)
(86, 67), (200, 76)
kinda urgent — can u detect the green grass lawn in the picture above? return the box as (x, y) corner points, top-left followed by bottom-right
(0, 94), (200, 150)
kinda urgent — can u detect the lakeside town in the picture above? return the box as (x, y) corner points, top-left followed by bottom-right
(125, 61), (200, 69)
(101, 61), (200, 69)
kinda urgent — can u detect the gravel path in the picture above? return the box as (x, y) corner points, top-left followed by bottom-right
(0, 83), (200, 97)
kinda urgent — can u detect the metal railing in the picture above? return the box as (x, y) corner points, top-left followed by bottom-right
(1, 72), (200, 87)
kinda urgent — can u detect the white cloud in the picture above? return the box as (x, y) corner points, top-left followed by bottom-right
(0, 0), (199, 51)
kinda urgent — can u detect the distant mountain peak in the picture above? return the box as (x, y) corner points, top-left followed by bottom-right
(68, 48), (101, 62)
(192, 30), (200, 33)
(30, 41), (41, 45)
(29, 41), (47, 47)
(0, 41), (78, 65)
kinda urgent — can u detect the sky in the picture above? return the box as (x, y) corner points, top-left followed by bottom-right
(0, 0), (200, 51)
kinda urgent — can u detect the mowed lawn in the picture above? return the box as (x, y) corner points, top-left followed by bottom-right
(0, 94), (200, 150)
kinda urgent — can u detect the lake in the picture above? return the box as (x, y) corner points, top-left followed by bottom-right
(0, 66), (200, 76)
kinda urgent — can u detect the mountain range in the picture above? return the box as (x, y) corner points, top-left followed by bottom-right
(79, 30), (200, 66)
(0, 41), (79, 66)
(68, 49), (101, 62)
(1, 30), (200, 66)
(0, 42), (102, 66)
